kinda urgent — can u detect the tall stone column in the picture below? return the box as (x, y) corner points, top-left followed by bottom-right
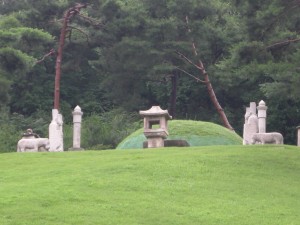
(257, 100), (267, 133)
(49, 109), (64, 151)
(243, 102), (258, 145)
(70, 105), (84, 150)
(249, 102), (257, 115)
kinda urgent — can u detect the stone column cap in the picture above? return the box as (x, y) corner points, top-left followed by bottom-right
(72, 105), (83, 115)
(257, 100), (268, 109)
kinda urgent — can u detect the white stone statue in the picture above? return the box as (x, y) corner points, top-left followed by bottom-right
(243, 102), (259, 145)
(251, 132), (284, 145)
(49, 109), (64, 151)
(17, 138), (50, 152)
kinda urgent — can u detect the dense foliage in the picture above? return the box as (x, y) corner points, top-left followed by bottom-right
(0, 0), (299, 151)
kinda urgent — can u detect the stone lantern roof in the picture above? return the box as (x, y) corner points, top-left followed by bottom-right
(139, 106), (172, 119)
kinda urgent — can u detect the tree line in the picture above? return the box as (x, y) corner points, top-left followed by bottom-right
(0, 0), (299, 151)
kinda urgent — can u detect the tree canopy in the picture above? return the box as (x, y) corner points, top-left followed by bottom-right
(0, 0), (299, 146)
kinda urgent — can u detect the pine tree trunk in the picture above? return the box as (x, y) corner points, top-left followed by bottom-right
(185, 16), (234, 131)
(169, 72), (178, 118)
(202, 68), (234, 131)
(54, 3), (86, 110)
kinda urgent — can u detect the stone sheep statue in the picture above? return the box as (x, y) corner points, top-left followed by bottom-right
(251, 132), (284, 145)
(17, 138), (50, 152)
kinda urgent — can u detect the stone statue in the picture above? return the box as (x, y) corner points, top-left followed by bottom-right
(49, 109), (64, 151)
(243, 103), (259, 145)
(17, 138), (50, 152)
(251, 132), (284, 145)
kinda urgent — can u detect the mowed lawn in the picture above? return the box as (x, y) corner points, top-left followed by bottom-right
(0, 145), (299, 225)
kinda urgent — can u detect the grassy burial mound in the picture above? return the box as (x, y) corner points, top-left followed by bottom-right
(117, 120), (242, 149)
(0, 145), (299, 225)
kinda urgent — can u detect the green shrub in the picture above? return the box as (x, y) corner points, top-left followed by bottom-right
(81, 109), (141, 149)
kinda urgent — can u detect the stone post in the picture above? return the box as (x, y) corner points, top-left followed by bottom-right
(49, 109), (64, 151)
(297, 126), (300, 147)
(257, 100), (267, 133)
(70, 105), (84, 150)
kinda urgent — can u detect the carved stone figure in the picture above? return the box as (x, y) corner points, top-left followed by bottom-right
(251, 132), (284, 145)
(17, 138), (50, 152)
(49, 109), (64, 151)
(243, 102), (259, 145)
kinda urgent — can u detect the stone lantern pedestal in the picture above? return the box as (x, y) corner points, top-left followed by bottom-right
(139, 106), (172, 148)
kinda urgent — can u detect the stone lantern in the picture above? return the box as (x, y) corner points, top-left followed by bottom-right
(139, 106), (172, 148)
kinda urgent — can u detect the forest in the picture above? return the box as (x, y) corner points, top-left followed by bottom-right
(0, 0), (300, 151)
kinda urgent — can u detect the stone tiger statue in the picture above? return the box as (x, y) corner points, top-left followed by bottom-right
(251, 132), (284, 145)
(17, 138), (50, 152)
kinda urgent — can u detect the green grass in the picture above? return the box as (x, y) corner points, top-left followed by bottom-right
(0, 145), (299, 225)
(117, 120), (242, 149)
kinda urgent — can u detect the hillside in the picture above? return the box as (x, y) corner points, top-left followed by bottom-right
(0, 145), (299, 225)
(117, 120), (242, 149)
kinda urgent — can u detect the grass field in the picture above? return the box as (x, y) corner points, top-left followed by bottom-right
(0, 145), (299, 225)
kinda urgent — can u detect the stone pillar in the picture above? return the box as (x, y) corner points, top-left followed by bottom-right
(257, 100), (267, 133)
(297, 126), (300, 147)
(49, 109), (64, 151)
(70, 105), (84, 150)
(249, 102), (256, 115)
(243, 102), (258, 145)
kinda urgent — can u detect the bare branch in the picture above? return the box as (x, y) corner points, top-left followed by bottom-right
(174, 66), (206, 83)
(67, 25), (90, 42)
(36, 49), (56, 64)
(185, 16), (208, 74)
(185, 16), (199, 56)
(176, 51), (203, 70)
(266, 37), (300, 50)
(78, 13), (103, 28)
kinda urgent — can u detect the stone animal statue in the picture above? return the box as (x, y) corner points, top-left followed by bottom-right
(251, 132), (284, 145)
(17, 138), (50, 152)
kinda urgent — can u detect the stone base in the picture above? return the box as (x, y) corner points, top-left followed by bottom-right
(143, 139), (190, 148)
(147, 137), (165, 148)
